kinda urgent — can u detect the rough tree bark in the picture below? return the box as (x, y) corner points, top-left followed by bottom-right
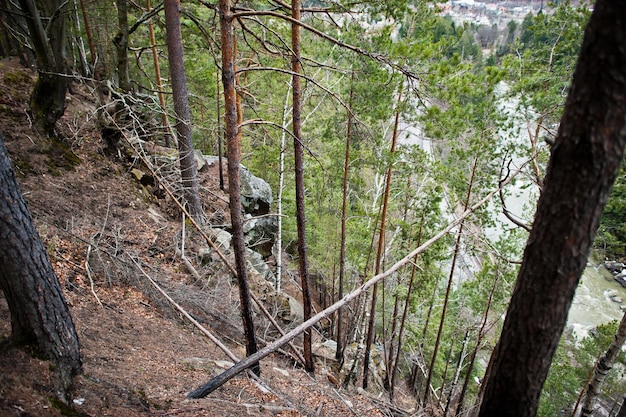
(478, 2), (626, 416)
(218, 0), (260, 375)
(0, 135), (82, 392)
(17, 0), (68, 135)
(163, 0), (204, 224)
(291, 0), (314, 373)
(580, 312), (626, 417)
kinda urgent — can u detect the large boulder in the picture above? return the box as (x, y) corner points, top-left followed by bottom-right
(239, 166), (272, 215)
(204, 156), (272, 215)
(204, 155), (277, 258)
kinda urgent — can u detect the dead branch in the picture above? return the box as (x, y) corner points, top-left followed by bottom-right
(187, 158), (529, 398)
(498, 159), (532, 232)
(127, 253), (297, 408)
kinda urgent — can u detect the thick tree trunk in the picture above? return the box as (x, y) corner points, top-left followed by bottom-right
(18, 0), (68, 135)
(581, 312), (626, 417)
(478, 2), (626, 416)
(218, 0), (259, 375)
(0, 135), (82, 392)
(291, 0), (314, 373)
(164, 0), (204, 224)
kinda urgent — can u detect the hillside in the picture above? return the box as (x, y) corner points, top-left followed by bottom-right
(0, 58), (415, 417)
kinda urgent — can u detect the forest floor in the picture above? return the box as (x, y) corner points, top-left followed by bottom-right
(0, 58), (419, 417)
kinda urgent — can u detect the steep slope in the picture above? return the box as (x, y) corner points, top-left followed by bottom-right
(0, 58), (414, 417)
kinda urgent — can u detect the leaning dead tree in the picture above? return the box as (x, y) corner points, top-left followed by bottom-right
(187, 164), (525, 398)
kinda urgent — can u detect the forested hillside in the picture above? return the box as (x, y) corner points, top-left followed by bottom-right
(1, 1), (626, 416)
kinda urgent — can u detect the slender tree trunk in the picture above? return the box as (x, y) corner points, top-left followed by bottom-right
(444, 330), (469, 416)
(218, 0), (259, 375)
(455, 272), (500, 417)
(70, 0), (89, 77)
(363, 88), (402, 389)
(147, 0), (173, 147)
(291, 0), (314, 373)
(336, 73), (355, 364)
(78, 0), (104, 105)
(114, 0), (130, 92)
(276, 84), (291, 293)
(424, 156), (478, 404)
(0, 135), (82, 393)
(581, 313), (626, 417)
(216, 66), (224, 190)
(479, 2), (626, 415)
(164, 0), (204, 224)
(390, 215), (425, 399)
(18, 0), (68, 135)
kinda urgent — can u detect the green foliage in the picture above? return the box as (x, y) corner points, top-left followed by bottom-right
(596, 159), (626, 258)
(538, 320), (626, 417)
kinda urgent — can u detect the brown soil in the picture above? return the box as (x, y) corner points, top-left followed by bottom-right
(0, 57), (415, 417)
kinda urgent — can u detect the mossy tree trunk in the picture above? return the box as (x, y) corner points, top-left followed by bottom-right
(17, 0), (68, 135)
(113, 0), (130, 93)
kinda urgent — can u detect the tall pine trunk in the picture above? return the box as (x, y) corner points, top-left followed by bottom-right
(336, 74), (355, 364)
(291, 0), (314, 373)
(218, 0), (259, 375)
(164, 0), (203, 224)
(424, 156), (478, 404)
(147, 0), (172, 147)
(363, 88), (402, 389)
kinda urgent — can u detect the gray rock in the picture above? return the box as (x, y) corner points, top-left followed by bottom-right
(195, 149), (207, 171)
(240, 166), (272, 215)
(244, 215), (278, 258)
(246, 248), (275, 283)
(204, 155), (273, 216)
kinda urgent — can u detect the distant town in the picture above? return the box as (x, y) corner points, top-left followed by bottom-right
(439, 0), (589, 26)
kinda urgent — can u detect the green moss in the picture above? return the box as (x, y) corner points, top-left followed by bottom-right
(3, 70), (31, 87)
(14, 157), (34, 175)
(46, 138), (81, 175)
